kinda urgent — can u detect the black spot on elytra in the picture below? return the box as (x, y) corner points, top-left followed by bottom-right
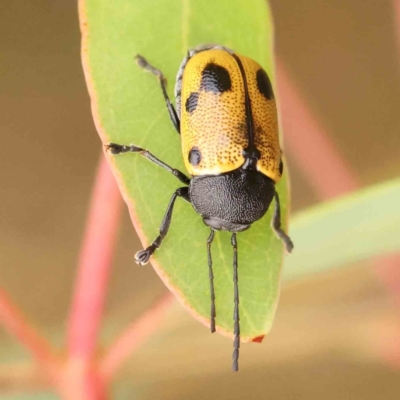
(200, 63), (232, 93)
(279, 159), (283, 176)
(185, 92), (200, 113)
(189, 147), (202, 166)
(256, 69), (274, 100)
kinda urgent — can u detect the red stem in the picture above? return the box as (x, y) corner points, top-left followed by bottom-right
(276, 57), (359, 197)
(100, 293), (174, 382)
(277, 54), (400, 365)
(67, 156), (122, 364)
(373, 0), (400, 309)
(0, 289), (60, 385)
(394, 0), (400, 58)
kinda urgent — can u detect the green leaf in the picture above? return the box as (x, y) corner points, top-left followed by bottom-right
(284, 177), (400, 282)
(80, 0), (289, 341)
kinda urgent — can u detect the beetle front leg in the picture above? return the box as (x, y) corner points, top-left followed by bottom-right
(135, 187), (190, 265)
(106, 143), (190, 185)
(271, 191), (294, 253)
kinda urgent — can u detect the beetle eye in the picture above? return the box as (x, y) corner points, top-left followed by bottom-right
(189, 147), (202, 166)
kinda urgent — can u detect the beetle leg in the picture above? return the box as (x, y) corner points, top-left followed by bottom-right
(207, 229), (216, 333)
(135, 187), (189, 266)
(271, 191), (294, 253)
(231, 233), (240, 372)
(135, 54), (180, 134)
(106, 143), (190, 185)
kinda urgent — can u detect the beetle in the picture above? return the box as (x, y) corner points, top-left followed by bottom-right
(106, 44), (293, 371)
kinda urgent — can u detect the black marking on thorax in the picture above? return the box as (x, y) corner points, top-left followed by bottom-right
(200, 63), (232, 93)
(231, 54), (260, 167)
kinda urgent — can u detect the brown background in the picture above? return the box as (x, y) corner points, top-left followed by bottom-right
(1, 0), (400, 399)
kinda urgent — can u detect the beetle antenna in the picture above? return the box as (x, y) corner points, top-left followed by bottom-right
(207, 229), (216, 333)
(231, 233), (240, 372)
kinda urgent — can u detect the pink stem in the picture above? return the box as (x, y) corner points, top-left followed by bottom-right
(394, 0), (400, 58)
(276, 57), (359, 197)
(100, 293), (174, 382)
(277, 54), (400, 365)
(382, 4), (400, 303)
(374, 254), (400, 306)
(386, 0), (400, 303)
(372, 0), (400, 315)
(67, 156), (122, 363)
(0, 289), (60, 384)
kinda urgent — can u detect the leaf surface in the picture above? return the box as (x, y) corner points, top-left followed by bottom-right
(284, 177), (400, 281)
(80, 0), (290, 341)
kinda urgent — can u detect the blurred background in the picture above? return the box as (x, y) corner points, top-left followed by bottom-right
(1, 0), (400, 399)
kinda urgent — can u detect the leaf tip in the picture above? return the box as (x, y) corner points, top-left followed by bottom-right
(252, 335), (265, 343)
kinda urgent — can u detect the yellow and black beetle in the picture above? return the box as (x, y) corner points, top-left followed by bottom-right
(107, 45), (293, 371)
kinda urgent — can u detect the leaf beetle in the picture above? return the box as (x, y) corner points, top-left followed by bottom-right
(107, 44), (293, 371)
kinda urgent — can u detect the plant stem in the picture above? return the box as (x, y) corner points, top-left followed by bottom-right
(277, 54), (400, 367)
(394, 0), (400, 62)
(100, 292), (174, 382)
(0, 289), (60, 385)
(276, 57), (358, 198)
(67, 156), (122, 367)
